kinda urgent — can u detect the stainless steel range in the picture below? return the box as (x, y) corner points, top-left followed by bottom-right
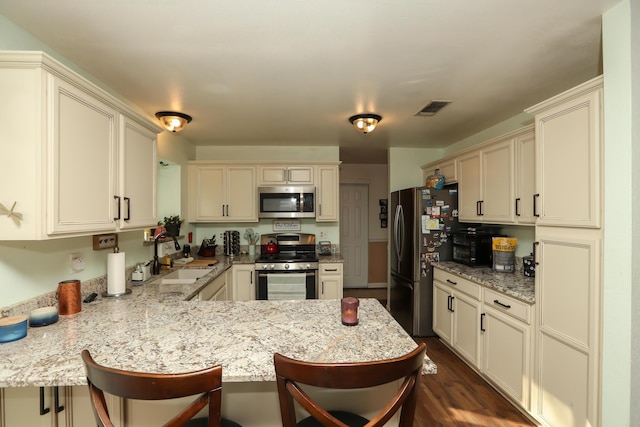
(256, 233), (318, 300)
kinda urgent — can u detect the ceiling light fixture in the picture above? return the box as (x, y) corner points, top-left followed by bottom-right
(349, 113), (382, 134)
(155, 111), (192, 132)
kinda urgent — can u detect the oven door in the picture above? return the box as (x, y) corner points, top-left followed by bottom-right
(256, 270), (317, 300)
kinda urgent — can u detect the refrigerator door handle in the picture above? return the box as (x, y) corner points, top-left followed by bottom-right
(393, 204), (404, 265)
(397, 204), (404, 261)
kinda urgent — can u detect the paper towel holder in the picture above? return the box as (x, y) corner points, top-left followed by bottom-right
(103, 247), (132, 298)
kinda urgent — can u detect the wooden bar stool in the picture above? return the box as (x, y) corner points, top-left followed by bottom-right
(81, 349), (241, 427)
(274, 343), (426, 427)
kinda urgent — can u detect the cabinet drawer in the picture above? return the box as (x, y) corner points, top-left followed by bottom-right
(483, 288), (531, 324)
(319, 264), (343, 275)
(434, 268), (481, 300)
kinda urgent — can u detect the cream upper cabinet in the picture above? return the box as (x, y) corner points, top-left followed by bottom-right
(0, 52), (161, 240)
(47, 75), (119, 236)
(514, 128), (536, 224)
(319, 263), (343, 299)
(258, 165), (315, 185)
(422, 157), (457, 184)
(316, 165), (339, 222)
(526, 77), (603, 228)
(458, 136), (517, 224)
(188, 163), (257, 222)
(117, 115), (158, 230)
(457, 150), (482, 222)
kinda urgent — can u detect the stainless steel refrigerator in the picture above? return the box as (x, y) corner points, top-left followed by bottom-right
(389, 185), (459, 336)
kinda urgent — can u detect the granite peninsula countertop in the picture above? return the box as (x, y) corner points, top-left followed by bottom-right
(0, 264), (433, 388)
(433, 261), (535, 304)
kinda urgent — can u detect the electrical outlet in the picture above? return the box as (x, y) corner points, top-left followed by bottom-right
(319, 231), (327, 238)
(70, 253), (85, 272)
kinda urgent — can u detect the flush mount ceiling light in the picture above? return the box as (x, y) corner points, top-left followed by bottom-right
(155, 111), (192, 132)
(349, 113), (382, 134)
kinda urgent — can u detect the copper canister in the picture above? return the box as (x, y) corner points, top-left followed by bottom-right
(56, 280), (81, 315)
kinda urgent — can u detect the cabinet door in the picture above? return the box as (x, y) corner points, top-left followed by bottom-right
(226, 166), (257, 221)
(451, 290), (482, 369)
(258, 165), (314, 185)
(319, 264), (343, 299)
(515, 130), (536, 224)
(188, 165), (226, 221)
(432, 281), (453, 343)
(118, 115), (157, 230)
(287, 166), (315, 184)
(316, 165), (339, 222)
(199, 274), (226, 301)
(457, 150), (482, 222)
(67, 385), (123, 427)
(534, 87), (602, 228)
(2, 386), (63, 427)
(481, 139), (515, 223)
(482, 306), (531, 409)
(48, 76), (118, 235)
(232, 265), (255, 301)
(533, 227), (601, 427)
(423, 158), (457, 184)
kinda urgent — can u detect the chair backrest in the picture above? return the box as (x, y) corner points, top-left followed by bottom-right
(81, 349), (223, 427)
(273, 342), (426, 427)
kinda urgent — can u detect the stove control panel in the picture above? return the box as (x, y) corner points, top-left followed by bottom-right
(257, 262), (318, 271)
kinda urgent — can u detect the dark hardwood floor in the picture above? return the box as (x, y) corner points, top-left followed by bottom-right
(413, 337), (537, 427)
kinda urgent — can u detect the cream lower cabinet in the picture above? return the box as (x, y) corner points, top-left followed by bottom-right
(531, 227), (601, 427)
(316, 165), (339, 222)
(481, 289), (533, 410)
(198, 271), (229, 301)
(318, 263), (343, 299)
(1, 385), (119, 427)
(188, 163), (257, 222)
(232, 265), (255, 301)
(433, 269), (482, 369)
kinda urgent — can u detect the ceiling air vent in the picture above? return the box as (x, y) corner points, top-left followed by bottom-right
(415, 100), (451, 117)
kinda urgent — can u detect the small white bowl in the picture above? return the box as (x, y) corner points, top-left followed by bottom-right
(29, 306), (59, 327)
(0, 315), (28, 343)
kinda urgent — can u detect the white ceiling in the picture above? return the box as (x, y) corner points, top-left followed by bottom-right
(0, 0), (618, 163)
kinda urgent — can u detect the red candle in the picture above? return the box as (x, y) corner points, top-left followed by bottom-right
(341, 297), (359, 326)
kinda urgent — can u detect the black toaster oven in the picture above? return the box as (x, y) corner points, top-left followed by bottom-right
(452, 229), (503, 267)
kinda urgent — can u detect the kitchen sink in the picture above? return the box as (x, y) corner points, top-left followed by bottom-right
(154, 268), (213, 285)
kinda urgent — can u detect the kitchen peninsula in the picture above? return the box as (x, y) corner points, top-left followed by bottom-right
(0, 266), (435, 426)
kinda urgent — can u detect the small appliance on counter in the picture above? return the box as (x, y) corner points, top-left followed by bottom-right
(451, 226), (504, 267)
(224, 230), (241, 256)
(318, 241), (332, 256)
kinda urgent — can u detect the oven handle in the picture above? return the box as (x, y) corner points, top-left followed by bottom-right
(256, 271), (317, 278)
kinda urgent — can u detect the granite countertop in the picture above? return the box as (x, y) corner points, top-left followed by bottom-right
(434, 261), (535, 304)
(0, 266), (434, 388)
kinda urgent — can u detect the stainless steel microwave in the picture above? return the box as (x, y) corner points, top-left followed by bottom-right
(258, 186), (315, 218)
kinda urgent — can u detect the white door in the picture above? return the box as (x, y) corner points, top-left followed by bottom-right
(339, 184), (368, 288)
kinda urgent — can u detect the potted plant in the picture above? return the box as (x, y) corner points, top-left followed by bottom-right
(160, 215), (183, 237)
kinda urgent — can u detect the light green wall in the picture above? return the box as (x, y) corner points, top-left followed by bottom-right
(388, 147), (440, 191)
(602, 1), (634, 425)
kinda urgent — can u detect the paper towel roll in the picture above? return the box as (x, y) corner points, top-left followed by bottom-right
(107, 252), (126, 295)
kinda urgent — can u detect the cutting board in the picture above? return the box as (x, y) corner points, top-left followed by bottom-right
(185, 259), (219, 267)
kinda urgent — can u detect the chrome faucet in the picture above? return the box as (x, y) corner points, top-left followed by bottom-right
(152, 231), (181, 275)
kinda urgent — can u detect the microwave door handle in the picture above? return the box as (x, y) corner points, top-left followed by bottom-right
(299, 192), (304, 213)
